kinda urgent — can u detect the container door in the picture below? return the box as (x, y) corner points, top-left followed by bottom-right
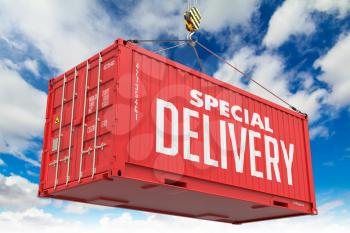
(77, 53), (117, 182)
(43, 48), (118, 190)
(45, 70), (78, 189)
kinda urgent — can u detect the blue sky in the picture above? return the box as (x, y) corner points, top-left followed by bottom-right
(0, 0), (350, 232)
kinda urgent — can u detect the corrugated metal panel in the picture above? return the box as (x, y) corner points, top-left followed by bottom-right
(127, 48), (312, 203)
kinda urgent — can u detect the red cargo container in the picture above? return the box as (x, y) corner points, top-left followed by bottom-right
(39, 38), (317, 224)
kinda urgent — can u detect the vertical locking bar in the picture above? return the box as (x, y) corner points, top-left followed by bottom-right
(65, 68), (78, 185)
(78, 61), (89, 183)
(92, 54), (102, 179)
(54, 74), (66, 190)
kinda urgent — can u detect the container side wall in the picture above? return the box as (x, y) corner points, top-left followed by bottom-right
(127, 47), (313, 204)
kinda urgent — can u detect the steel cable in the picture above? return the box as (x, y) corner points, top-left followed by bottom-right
(154, 41), (188, 53)
(191, 44), (205, 73)
(127, 39), (191, 43)
(126, 38), (306, 116)
(195, 41), (306, 116)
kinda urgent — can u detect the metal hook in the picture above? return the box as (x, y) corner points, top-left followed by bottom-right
(187, 31), (194, 40)
(187, 32), (197, 47)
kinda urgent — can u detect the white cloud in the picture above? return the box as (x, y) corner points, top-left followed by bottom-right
(200, 0), (259, 33)
(2, 204), (350, 233)
(63, 203), (89, 215)
(263, 1), (315, 48)
(0, 59), (19, 70)
(0, 0), (260, 73)
(0, 175), (348, 233)
(309, 125), (330, 139)
(0, 59), (46, 165)
(123, 0), (259, 40)
(0, 173), (49, 210)
(263, 0), (350, 48)
(26, 170), (39, 177)
(318, 200), (344, 213)
(23, 59), (40, 77)
(124, 1), (185, 40)
(0, 208), (63, 226)
(0, 208), (86, 233)
(314, 33), (350, 108)
(288, 89), (328, 121)
(63, 202), (107, 215)
(97, 211), (350, 233)
(1, 36), (27, 51)
(0, 0), (120, 72)
(213, 47), (327, 122)
(297, 73), (314, 90)
(313, 0), (350, 18)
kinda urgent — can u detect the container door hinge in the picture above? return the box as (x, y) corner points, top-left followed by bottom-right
(49, 160), (58, 167)
(60, 156), (69, 162)
(95, 142), (106, 150)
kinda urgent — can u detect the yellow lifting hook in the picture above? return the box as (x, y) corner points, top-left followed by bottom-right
(184, 0), (202, 34)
